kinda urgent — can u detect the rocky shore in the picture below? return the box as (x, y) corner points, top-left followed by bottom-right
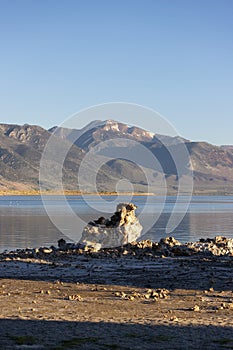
(0, 236), (233, 349)
(3, 234), (233, 260)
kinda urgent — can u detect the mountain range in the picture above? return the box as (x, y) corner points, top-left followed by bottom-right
(0, 120), (233, 195)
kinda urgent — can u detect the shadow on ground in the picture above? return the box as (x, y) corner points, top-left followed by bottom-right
(1, 318), (233, 350)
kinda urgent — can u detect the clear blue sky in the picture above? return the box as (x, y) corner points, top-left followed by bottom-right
(0, 0), (232, 145)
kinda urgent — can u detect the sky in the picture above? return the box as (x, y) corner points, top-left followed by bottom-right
(0, 0), (232, 145)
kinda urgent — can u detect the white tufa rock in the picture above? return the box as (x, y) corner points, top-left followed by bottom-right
(79, 203), (142, 250)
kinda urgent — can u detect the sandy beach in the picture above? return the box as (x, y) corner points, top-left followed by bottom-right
(0, 239), (233, 349)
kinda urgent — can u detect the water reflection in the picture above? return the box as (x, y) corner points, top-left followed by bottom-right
(0, 196), (233, 251)
(0, 213), (67, 251)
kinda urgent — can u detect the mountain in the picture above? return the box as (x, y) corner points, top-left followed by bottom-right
(52, 120), (186, 151)
(0, 124), (47, 191)
(0, 123), (84, 192)
(0, 122), (136, 193)
(0, 120), (233, 194)
(51, 120), (233, 194)
(221, 145), (233, 151)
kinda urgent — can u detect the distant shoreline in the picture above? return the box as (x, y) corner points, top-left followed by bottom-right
(0, 191), (155, 197)
(0, 190), (233, 196)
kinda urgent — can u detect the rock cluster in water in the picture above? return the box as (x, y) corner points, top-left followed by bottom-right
(78, 203), (143, 250)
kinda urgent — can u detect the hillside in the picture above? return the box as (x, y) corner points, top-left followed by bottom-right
(0, 121), (233, 195)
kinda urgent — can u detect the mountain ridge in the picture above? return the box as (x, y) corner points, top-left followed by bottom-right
(0, 121), (233, 195)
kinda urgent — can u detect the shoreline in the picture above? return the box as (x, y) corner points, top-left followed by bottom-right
(1, 190), (233, 196)
(0, 191), (157, 197)
(0, 238), (233, 349)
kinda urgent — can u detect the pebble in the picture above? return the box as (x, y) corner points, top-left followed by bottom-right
(218, 302), (233, 310)
(67, 294), (83, 301)
(170, 316), (179, 322)
(114, 288), (169, 301)
(192, 305), (200, 312)
(42, 248), (53, 254)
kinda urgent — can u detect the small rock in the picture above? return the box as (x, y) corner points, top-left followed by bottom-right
(144, 294), (151, 299)
(170, 316), (179, 322)
(67, 294), (83, 301)
(42, 248), (53, 254)
(192, 305), (200, 312)
(219, 302), (233, 310)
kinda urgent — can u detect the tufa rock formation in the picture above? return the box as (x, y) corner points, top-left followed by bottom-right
(79, 203), (143, 250)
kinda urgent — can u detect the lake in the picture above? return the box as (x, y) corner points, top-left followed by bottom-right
(0, 195), (233, 252)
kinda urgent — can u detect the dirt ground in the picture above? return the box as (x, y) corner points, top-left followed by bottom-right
(0, 253), (233, 349)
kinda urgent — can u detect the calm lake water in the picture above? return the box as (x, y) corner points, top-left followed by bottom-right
(0, 195), (233, 252)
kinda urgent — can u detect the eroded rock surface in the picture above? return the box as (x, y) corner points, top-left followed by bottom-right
(79, 203), (143, 250)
